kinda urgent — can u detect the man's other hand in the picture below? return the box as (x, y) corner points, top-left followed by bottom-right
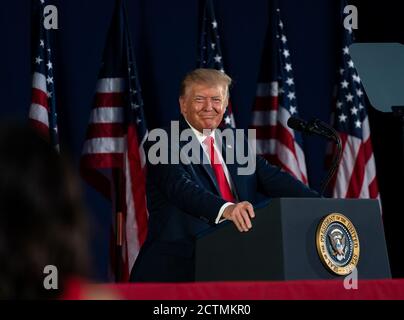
(222, 201), (255, 232)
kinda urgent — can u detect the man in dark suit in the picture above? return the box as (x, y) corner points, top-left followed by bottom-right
(130, 68), (318, 282)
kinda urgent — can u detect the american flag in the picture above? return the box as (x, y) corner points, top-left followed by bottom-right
(80, 0), (148, 281)
(28, 0), (59, 150)
(199, 0), (236, 128)
(250, 6), (308, 185)
(327, 6), (379, 199)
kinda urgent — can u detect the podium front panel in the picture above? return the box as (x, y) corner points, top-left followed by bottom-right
(195, 198), (391, 281)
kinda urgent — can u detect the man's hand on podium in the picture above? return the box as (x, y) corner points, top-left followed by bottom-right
(222, 201), (255, 232)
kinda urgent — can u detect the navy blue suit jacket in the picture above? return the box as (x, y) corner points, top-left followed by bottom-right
(130, 117), (318, 282)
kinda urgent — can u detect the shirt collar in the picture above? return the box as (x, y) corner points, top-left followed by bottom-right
(184, 118), (216, 145)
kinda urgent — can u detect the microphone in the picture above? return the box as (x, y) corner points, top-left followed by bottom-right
(287, 117), (337, 142)
(287, 116), (342, 197)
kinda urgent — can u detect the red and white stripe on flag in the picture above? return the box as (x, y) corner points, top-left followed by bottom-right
(251, 81), (308, 185)
(29, 72), (50, 140)
(81, 77), (148, 280)
(332, 117), (379, 199)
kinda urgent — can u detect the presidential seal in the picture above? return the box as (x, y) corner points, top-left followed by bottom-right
(316, 213), (360, 276)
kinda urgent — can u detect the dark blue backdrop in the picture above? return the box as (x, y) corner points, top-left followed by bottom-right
(3, 0), (403, 280)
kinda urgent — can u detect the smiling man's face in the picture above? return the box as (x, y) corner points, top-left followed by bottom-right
(179, 83), (228, 133)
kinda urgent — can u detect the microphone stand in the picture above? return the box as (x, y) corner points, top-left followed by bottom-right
(309, 119), (343, 197)
(287, 116), (343, 196)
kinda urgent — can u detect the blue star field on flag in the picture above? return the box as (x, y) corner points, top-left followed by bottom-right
(199, 0), (236, 128)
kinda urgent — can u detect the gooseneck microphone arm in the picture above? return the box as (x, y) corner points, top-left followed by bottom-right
(316, 121), (342, 197)
(287, 117), (342, 196)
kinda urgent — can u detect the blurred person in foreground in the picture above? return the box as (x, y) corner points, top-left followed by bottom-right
(0, 122), (117, 299)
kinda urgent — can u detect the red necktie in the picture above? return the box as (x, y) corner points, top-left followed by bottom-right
(204, 136), (235, 202)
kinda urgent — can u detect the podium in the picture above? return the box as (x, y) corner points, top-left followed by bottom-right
(195, 198), (391, 281)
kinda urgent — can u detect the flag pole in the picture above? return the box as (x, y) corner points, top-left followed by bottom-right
(113, 0), (132, 283)
(113, 168), (124, 282)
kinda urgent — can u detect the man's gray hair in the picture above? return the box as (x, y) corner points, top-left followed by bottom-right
(179, 68), (232, 99)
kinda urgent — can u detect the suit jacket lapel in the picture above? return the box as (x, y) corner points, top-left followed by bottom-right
(179, 117), (221, 195)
